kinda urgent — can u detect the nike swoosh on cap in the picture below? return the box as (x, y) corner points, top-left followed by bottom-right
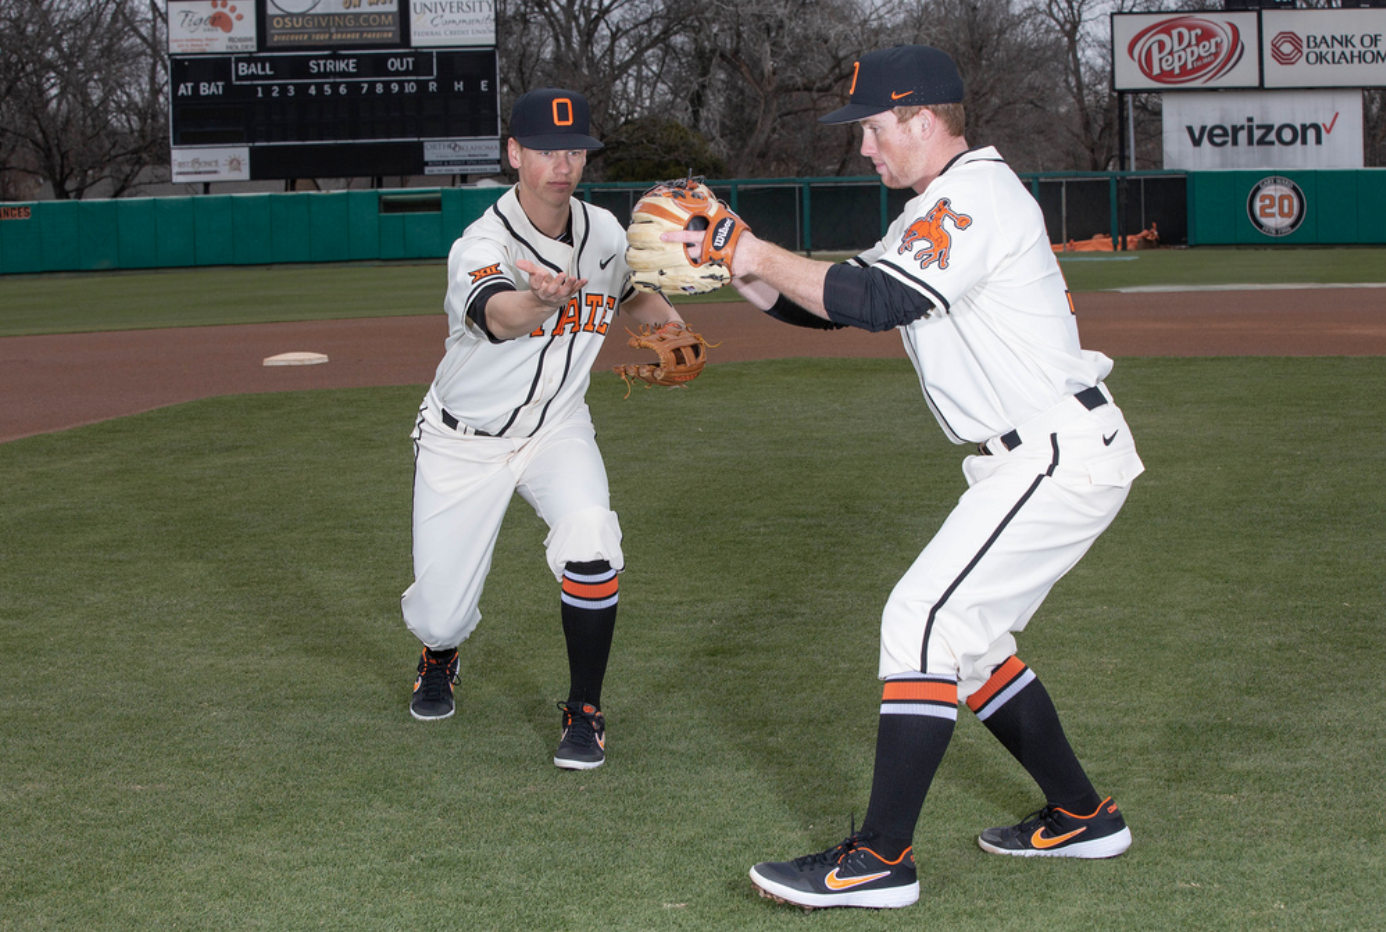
(891, 90), (914, 100)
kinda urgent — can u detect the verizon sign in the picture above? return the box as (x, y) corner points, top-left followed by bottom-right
(1113, 12), (1261, 91)
(1262, 9), (1386, 89)
(1163, 90), (1364, 170)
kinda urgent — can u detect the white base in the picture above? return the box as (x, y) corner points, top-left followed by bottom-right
(263, 352), (329, 367)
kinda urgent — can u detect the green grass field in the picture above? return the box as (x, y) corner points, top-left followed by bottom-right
(2, 251), (1385, 929)
(3, 245), (1384, 337)
(1, 356), (1384, 931)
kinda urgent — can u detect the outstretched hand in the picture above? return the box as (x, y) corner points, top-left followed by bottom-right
(516, 259), (587, 308)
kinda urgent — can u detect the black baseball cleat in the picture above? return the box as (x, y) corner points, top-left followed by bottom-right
(749, 832), (919, 910)
(978, 797), (1132, 858)
(553, 701), (605, 770)
(410, 647), (459, 721)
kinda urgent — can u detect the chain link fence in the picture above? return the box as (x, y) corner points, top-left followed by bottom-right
(581, 172), (1189, 254)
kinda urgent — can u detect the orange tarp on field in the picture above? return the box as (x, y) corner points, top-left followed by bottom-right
(1053, 224), (1160, 252)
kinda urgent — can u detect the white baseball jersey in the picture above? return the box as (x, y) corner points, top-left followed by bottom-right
(848, 147), (1113, 445)
(426, 185), (637, 438)
(402, 186), (635, 651)
(846, 147), (1144, 690)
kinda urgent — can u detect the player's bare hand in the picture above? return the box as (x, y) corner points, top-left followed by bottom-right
(660, 228), (758, 278)
(517, 259), (587, 307)
(660, 229), (704, 263)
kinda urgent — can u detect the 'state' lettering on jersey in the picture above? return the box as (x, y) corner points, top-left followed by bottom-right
(527, 293), (616, 338)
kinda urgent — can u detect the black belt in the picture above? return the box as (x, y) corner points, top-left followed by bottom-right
(441, 408), (493, 437)
(979, 386), (1107, 456)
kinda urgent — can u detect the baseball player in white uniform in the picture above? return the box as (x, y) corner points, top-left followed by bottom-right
(694, 46), (1145, 909)
(402, 88), (684, 771)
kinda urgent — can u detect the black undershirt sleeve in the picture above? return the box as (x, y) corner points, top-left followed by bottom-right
(763, 294), (845, 330)
(467, 281), (517, 343)
(822, 263), (935, 332)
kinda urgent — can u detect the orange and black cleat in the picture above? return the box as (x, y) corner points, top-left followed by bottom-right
(410, 647), (459, 721)
(749, 832), (919, 910)
(978, 797), (1132, 858)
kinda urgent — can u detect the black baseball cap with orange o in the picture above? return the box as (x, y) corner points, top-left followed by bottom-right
(510, 88), (604, 150)
(820, 46), (964, 124)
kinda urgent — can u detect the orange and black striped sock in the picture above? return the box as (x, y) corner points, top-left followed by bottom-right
(561, 560), (618, 708)
(859, 675), (958, 858)
(968, 657), (1100, 813)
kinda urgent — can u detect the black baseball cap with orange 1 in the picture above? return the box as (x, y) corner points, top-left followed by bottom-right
(819, 45), (964, 125)
(510, 87), (604, 150)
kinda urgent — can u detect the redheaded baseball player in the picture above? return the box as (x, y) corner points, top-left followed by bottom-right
(402, 88), (684, 770)
(696, 46), (1145, 908)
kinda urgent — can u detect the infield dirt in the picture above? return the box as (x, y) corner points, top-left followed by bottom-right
(2, 288), (1384, 444)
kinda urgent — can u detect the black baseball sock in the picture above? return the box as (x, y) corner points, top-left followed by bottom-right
(560, 560), (618, 708)
(859, 677), (958, 860)
(967, 657), (1101, 813)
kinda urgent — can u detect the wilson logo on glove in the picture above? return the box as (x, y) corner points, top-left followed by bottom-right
(711, 217), (737, 251)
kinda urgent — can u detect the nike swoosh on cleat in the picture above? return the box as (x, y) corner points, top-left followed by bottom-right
(1103, 431), (1119, 446)
(824, 868), (891, 890)
(1031, 826), (1086, 849)
(599, 255), (615, 269)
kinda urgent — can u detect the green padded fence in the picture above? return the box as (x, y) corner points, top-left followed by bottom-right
(1187, 169), (1386, 246)
(5, 170), (1386, 275)
(0, 187), (506, 275)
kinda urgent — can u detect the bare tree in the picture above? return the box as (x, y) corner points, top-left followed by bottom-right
(1027, 0), (1115, 169)
(684, 0), (878, 176)
(495, 0), (694, 139)
(1365, 90), (1386, 169)
(892, 0), (1072, 170)
(0, 0), (168, 200)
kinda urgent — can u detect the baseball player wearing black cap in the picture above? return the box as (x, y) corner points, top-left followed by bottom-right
(680, 46), (1144, 908)
(402, 88), (684, 770)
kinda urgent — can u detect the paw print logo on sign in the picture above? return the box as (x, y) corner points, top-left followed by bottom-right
(208, 0), (243, 33)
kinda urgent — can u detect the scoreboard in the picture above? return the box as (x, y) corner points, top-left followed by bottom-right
(167, 0), (500, 182)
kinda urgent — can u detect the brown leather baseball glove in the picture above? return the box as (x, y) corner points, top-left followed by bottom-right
(624, 177), (750, 295)
(611, 321), (714, 397)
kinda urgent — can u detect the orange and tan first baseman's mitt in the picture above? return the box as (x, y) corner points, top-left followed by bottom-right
(612, 321), (714, 395)
(624, 178), (750, 295)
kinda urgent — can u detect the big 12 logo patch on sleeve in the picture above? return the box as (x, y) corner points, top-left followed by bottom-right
(468, 262), (505, 284)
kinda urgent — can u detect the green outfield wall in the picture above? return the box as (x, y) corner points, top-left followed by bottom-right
(0, 187), (506, 276)
(1186, 170), (1386, 246)
(3, 170), (1385, 275)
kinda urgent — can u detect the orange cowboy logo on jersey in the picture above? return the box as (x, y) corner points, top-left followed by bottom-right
(468, 263), (504, 284)
(898, 198), (973, 270)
